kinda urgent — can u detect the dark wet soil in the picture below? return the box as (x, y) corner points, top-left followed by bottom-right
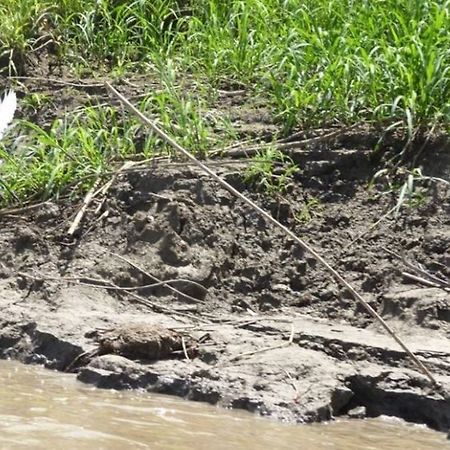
(1, 64), (450, 432)
(0, 147), (449, 429)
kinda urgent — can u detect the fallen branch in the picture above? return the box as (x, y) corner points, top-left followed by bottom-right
(181, 337), (191, 361)
(124, 289), (210, 323)
(210, 125), (358, 158)
(82, 210), (109, 238)
(18, 271), (210, 323)
(282, 369), (300, 396)
(9, 75), (104, 89)
(226, 324), (295, 363)
(112, 252), (208, 304)
(94, 161), (135, 202)
(0, 201), (51, 217)
(67, 179), (100, 236)
(67, 160), (158, 236)
(385, 247), (450, 291)
(216, 89), (246, 96)
(402, 271), (450, 292)
(19, 271), (207, 300)
(105, 82), (440, 388)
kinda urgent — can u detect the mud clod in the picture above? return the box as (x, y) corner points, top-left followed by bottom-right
(95, 324), (195, 361)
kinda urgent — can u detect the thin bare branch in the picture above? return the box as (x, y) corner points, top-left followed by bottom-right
(402, 272), (450, 292)
(67, 179), (100, 236)
(18, 271), (211, 323)
(112, 252), (208, 303)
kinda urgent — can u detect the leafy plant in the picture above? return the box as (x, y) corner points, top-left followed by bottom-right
(1, 0), (450, 207)
(0, 105), (144, 205)
(244, 147), (299, 195)
(370, 167), (431, 217)
(296, 196), (323, 223)
(21, 92), (52, 113)
(2, 0), (450, 133)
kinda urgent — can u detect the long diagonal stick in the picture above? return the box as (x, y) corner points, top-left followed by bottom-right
(105, 82), (439, 387)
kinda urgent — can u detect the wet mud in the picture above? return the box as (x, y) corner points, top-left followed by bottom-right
(0, 141), (449, 431)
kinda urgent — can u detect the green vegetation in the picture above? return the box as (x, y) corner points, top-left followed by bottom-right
(2, 0), (449, 126)
(1, 0), (449, 206)
(296, 196), (323, 224)
(370, 167), (431, 217)
(244, 147), (298, 195)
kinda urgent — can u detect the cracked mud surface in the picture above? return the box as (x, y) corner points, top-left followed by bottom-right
(0, 146), (449, 431)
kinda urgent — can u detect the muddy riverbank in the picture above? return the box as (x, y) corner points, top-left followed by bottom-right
(0, 146), (449, 431)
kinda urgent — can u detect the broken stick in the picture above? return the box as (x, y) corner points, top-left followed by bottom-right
(67, 178), (100, 236)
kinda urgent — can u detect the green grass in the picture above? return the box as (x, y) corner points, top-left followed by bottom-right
(244, 147), (298, 195)
(2, 0), (449, 127)
(1, 0), (450, 206)
(0, 71), (219, 204)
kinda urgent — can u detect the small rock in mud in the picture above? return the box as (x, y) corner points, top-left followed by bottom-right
(347, 406), (367, 419)
(33, 202), (60, 223)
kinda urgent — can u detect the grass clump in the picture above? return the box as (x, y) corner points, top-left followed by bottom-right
(0, 60), (217, 205)
(296, 196), (323, 224)
(2, 0), (450, 130)
(1, 0), (450, 206)
(0, 108), (130, 204)
(144, 61), (212, 157)
(244, 147), (299, 196)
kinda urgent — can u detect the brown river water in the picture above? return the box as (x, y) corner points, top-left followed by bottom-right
(0, 361), (447, 450)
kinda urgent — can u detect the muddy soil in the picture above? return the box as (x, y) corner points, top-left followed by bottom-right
(0, 134), (449, 431)
(1, 57), (450, 430)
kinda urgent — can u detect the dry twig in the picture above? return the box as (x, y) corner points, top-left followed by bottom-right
(385, 247), (450, 292)
(402, 272), (450, 292)
(113, 253), (208, 304)
(0, 201), (51, 217)
(211, 125), (358, 158)
(9, 76), (104, 88)
(181, 337), (191, 361)
(19, 271), (207, 299)
(67, 179), (100, 236)
(226, 324), (295, 363)
(18, 271), (210, 323)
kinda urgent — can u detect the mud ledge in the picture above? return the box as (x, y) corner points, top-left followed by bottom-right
(0, 150), (449, 430)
